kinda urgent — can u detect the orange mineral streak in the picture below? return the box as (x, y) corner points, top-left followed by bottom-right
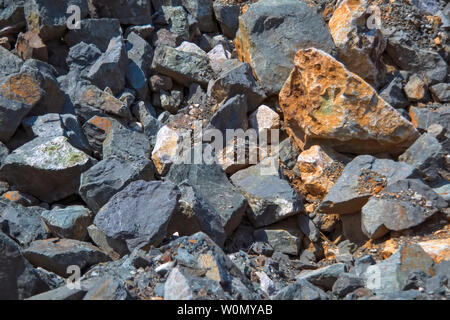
(419, 238), (450, 264)
(2, 191), (19, 202)
(88, 116), (113, 135)
(1, 73), (42, 105)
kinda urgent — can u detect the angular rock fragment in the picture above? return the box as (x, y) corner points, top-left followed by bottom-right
(379, 75), (409, 109)
(279, 48), (420, 155)
(297, 263), (346, 290)
(213, 1), (240, 39)
(0, 46), (23, 78)
(272, 279), (329, 300)
(249, 105), (280, 138)
(430, 83), (450, 103)
(182, 0), (216, 33)
(0, 136), (96, 203)
(16, 31), (48, 61)
(0, 94), (35, 143)
(404, 74), (429, 102)
(409, 106), (450, 133)
(207, 44), (231, 74)
(87, 225), (128, 260)
(94, 180), (180, 252)
(159, 6), (191, 41)
(126, 32), (153, 98)
(2, 190), (39, 207)
(90, 0), (152, 25)
(83, 276), (129, 300)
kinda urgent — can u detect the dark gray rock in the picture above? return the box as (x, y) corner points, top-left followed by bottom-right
(332, 273), (364, 298)
(0, 95), (33, 143)
(319, 155), (420, 214)
(34, 267), (65, 290)
(94, 180), (180, 252)
(87, 224), (129, 260)
(0, 0), (25, 30)
(0, 136), (96, 203)
(425, 275), (448, 297)
(0, 46), (23, 78)
(272, 279), (329, 300)
(297, 263), (346, 290)
(361, 179), (447, 239)
(340, 212), (368, 244)
(160, 6), (191, 41)
(297, 214), (319, 243)
(83, 276), (130, 300)
(409, 106), (450, 133)
(126, 32), (153, 98)
(0, 231), (49, 300)
(182, 0), (216, 33)
(79, 156), (155, 213)
(60, 113), (92, 155)
(23, 238), (110, 277)
(40, 205), (93, 241)
(26, 286), (87, 300)
(0, 141), (9, 165)
(151, 45), (214, 87)
(149, 74), (173, 92)
(379, 75), (409, 109)
(0, 198), (49, 246)
(213, 1), (240, 39)
(430, 83), (450, 103)
(230, 158), (304, 228)
(167, 163), (247, 236)
(91, 0), (152, 25)
(22, 113), (64, 138)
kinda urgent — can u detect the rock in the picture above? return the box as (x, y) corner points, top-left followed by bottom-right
(399, 133), (445, 181)
(404, 74), (429, 102)
(0, 94), (34, 143)
(2, 191), (39, 207)
(213, 1), (240, 39)
(0, 142), (8, 164)
(22, 113), (64, 139)
(430, 83), (450, 103)
(329, 0), (386, 88)
(318, 155), (420, 215)
(0, 231), (49, 300)
(94, 180), (180, 252)
(230, 157), (304, 228)
(151, 45), (214, 87)
(87, 37), (128, 95)
(253, 218), (304, 256)
(280, 48), (420, 155)
(0, 198), (48, 246)
(297, 214), (320, 243)
(149, 74), (173, 92)
(0, 46), (23, 78)
(379, 75), (409, 109)
(235, 0), (336, 95)
(206, 44), (231, 74)
(79, 156), (154, 213)
(26, 286), (87, 300)
(125, 24), (155, 40)
(151, 28), (182, 48)
(64, 18), (122, 52)
(418, 238), (450, 264)
(159, 6), (191, 41)
(181, 0), (216, 33)
(16, 31), (48, 62)
(34, 267), (65, 290)
(168, 182), (227, 247)
(23, 238), (110, 277)
(81, 116), (116, 158)
(249, 105), (280, 138)
(272, 279), (329, 300)
(340, 212), (368, 244)
(87, 225), (128, 260)
(409, 106), (450, 133)
(167, 163), (247, 236)
(0, 136), (96, 203)
(298, 263), (347, 291)
(24, 0), (89, 41)
(297, 145), (348, 199)
(83, 276), (129, 300)
(363, 244), (434, 295)
(40, 205), (93, 241)
(126, 32), (153, 98)
(332, 273), (364, 298)
(91, 0), (152, 25)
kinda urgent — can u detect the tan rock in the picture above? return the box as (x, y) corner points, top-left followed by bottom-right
(404, 74), (429, 102)
(279, 48), (420, 155)
(16, 31), (48, 62)
(249, 105), (280, 138)
(418, 238), (450, 263)
(0, 37), (10, 50)
(79, 85), (132, 120)
(297, 145), (348, 198)
(329, 0), (386, 88)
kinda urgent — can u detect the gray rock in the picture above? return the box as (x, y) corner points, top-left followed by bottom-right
(425, 274), (448, 297)
(272, 279), (329, 300)
(79, 156), (155, 213)
(361, 179), (447, 239)
(151, 45), (214, 87)
(430, 83), (450, 103)
(0, 231), (49, 300)
(207, 62), (266, 113)
(83, 276), (129, 300)
(160, 6), (191, 41)
(91, 0), (152, 25)
(297, 263), (346, 290)
(94, 180), (180, 252)
(60, 113), (92, 155)
(213, 1), (240, 39)
(126, 32), (153, 98)
(40, 205), (93, 241)
(0, 94), (35, 143)
(0, 141), (9, 165)
(34, 267), (65, 290)
(149, 74), (173, 92)
(1, 190), (39, 207)
(409, 106), (450, 133)
(332, 273), (364, 298)
(87, 37), (128, 96)
(379, 75), (409, 109)
(66, 42), (102, 79)
(182, 0), (216, 33)
(0, 0), (25, 31)
(26, 286), (87, 300)
(87, 224), (129, 260)
(0, 136), (96, 203)
(23, 238), (110, 277)
(0, 46), (23, 78)
(340, 212), (368, 244)
(64, 18), (122, 52)
(297, 214), (319, 243)
(22, 113), (64, 139)
(235, 0), (336, 95)
(0, 198), (49, 246)
(319, 155), (420, 215)
(230, 158), (304, 228)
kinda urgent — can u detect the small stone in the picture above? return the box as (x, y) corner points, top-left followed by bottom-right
(2, 191), (39, 207)
(332, 273), (364, 298)
(249, 105), (280, 138)
(430, 83), (450, 103)
(213, 1), (240, 39)
(297, 263), (346, 290)
(16, 31), (48, 61)
(404, 74), (429, 102)
(207, 44), (231, 74)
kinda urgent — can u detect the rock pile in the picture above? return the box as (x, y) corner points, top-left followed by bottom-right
(0, 0), (448, 300)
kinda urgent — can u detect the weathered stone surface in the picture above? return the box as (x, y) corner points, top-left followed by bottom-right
(2, 190), (39, 207)
(0, 136), (96, 203)
(26, 286), (87, 300)
(319, 155), (420, 215)
(0, 231), (49, 300)
(329, 0), (386, 88)
(272, 278), (329, 300)
(332, 273), (364, 298)
(0, 94), (34, 143)
(280, 48), (420, 155)
(23, 238), (110, 277)
(213, 1), (240, 39)
(235, 0), (336, 95)
(207, 44), (231, 74)
(249, 105), (280, 138)
(297, 263), (346, 290)
(379, 75), (409, 109)
(81, 116), (116, 158)
(361, 179), (448, 239)
(340, 212), (368, 244)
(430, 83), (450, 103)
(16, 31), (48, 62)
(79, 156), (155, 213)
(91, 0), (152, 25)
(409, 106), (450, 133)
(40, 205), (93, 241)
(87, 224), (128, 260)
(83, 276), (129, 300)
(0, 45), (23, 78)
(167, 163), (247, 236)
(363, 244), (434, 295)
(160, 6), (191, 41)
(0, 198), (48, 246)
(419, 238), (450, 264)
(182, 0), (216, 33)
(152, 45), (214, 87)
(231, 157), (304, 228)
(22, 113), (64, 139)
(94, 180), (180, 252)
(404, 74), (429, 102)
(126, 32), (153, 98)
(87, 37), (128, 95)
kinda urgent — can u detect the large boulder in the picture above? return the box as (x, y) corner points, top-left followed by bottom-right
(235, 0), (336, 95)
(279, 48), (420, 155)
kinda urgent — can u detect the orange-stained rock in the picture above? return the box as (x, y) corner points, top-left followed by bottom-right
(279, 48), (420, 155)
(381, 238), (400, 259)
(79, 85), (132, 120)
(418, 238), (450, 263)
(87, 116), (114, 136)
(16, 31), (48, 62)
(297, 145), (349, 199)
(329, 0), (386, 88)
(1, 72), (43, 106)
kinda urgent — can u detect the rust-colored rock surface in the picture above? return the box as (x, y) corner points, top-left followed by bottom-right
(279, 48), (420, 155)
(16, 31), (48, 62)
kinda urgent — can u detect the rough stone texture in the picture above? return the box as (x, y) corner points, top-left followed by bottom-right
(91, 0), (152, 25)
(0, 136), (96, 203)
(430, 83), (450, 103)
(235, 0), (336, 95)
(94, 180), (180, 252)
(279, 48), (420, 155)
(87, 224), (128, 260)
(329, 0), (386, 88)
(126, 32), (153, 98)
(404, 74), (429, 102)
(16, 31), (48, 62)
(419, 238), (450, 264)
(40, 205), (93, 241)
(231, 157), (304, 228)
(83, 276), (129, 300)
(272, 278), (329, 300)
(181, 0), (216, 33)
(2, 190), (39, 207)
(0, 46), (23, 78)
(249, 105), (280, 137)
(213, 1), (240, 39)
(319, 155), (420, 215)
(361, 179), (448, 239)
(409, 106), (450, 133)
(379, 75), (409, 109)
(297, 263), (346, 290)
(332, 273), (364, 298)
(23, 238), (110, 277)
(0, 231), (49, 300)
(0, 94), (34, 143)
